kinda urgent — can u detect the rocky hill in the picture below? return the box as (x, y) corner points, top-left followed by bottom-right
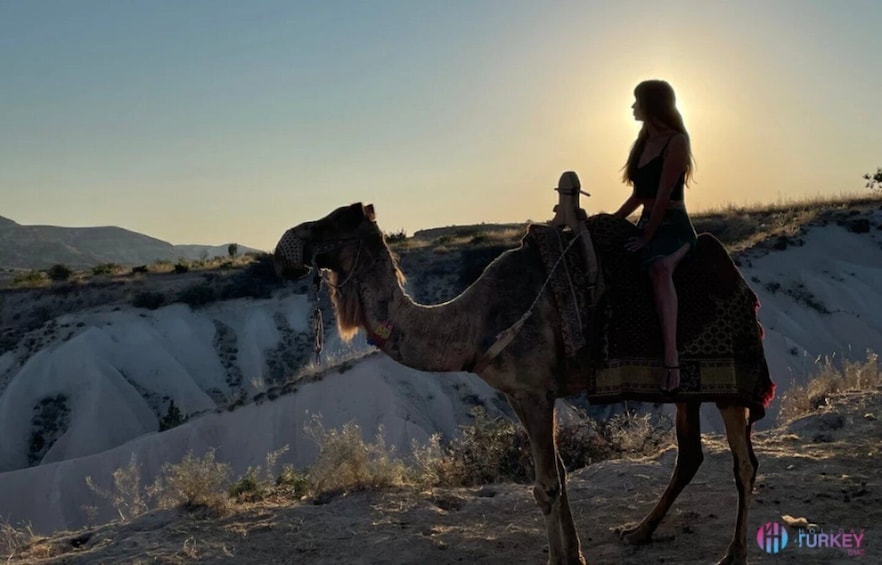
(0, 215), (261, 270)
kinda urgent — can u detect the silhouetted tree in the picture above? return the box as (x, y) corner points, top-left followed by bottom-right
(228, 243), (239, 258)
(864, 167), (882, 191)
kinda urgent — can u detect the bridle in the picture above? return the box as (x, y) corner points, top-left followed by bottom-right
(310, 238), (365, 291)
(279, 230), (381, 364)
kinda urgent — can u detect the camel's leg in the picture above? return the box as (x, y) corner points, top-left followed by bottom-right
(716, 404), (757, 565)
(621, 401), (703, 544)
(509, 393), (586, 565)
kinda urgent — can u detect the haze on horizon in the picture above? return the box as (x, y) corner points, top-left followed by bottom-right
(2, 0), (880, 251)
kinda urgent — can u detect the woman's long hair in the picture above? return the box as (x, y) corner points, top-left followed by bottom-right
(622, 80), (694, 186)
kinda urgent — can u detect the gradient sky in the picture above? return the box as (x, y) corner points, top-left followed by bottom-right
(2, 0), (881, 250)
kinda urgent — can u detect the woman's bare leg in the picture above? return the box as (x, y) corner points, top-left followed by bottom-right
(648, 243), (691, 391)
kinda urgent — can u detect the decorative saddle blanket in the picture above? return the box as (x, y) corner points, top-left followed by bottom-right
(523, 214), (775, 421)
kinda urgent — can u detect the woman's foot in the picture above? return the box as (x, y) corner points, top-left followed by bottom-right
(660, 365), (681, 394)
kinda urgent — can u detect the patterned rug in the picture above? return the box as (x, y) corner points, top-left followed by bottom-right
(523, 214), (776, 421)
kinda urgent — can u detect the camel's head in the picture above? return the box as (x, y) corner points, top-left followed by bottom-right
(274, 202), (379, 280)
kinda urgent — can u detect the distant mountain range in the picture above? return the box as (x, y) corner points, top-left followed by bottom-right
(0, 214), (263, 270)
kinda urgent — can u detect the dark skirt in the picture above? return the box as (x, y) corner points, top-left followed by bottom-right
(637, 207), (697, 270)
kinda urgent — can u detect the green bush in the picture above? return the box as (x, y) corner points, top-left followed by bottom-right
(179, 283), (216, 307)
(46, 264), (72, 282)
(132, 291), (164, 310)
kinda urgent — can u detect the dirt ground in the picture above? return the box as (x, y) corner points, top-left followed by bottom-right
(10, 389), (881, 565)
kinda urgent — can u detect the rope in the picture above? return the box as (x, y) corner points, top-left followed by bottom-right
(555, 229), (583, 331)
(473, 230), (582, 373)
(312, 307), (324, 364)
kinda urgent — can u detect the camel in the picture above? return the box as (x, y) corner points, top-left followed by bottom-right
(273, 202), (772, 565)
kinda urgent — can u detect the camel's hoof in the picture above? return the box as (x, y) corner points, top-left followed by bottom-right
(714, 553), (747, 565)
(618, 524), (652, 545)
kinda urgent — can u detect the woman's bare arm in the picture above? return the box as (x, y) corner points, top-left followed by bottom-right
(613, 191), (641, 219)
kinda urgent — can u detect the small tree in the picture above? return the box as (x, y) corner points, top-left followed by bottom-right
(46, 264), (72, 282)
(384, 229), (407, 243)
(159, 400), (186, 431)
(227, 243), (239, 258)
(864, 167), (882, 191)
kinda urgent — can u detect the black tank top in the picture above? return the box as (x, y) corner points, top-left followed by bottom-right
(633, 135), (685, 201)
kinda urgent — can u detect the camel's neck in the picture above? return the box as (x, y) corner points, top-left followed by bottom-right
(342, 250), (483, 373)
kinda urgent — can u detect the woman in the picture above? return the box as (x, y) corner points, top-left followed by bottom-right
(613, 79), (697, 395)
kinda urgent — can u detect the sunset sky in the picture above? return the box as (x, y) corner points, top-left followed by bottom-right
(2, 1), (880, 250)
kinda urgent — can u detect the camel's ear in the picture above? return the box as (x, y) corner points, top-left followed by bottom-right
(364, 204), (376, 222)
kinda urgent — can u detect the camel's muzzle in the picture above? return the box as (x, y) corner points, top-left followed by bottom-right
(274, 227), (311, 280)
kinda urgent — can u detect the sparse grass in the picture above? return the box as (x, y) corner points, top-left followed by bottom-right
(52, 402), (692, 540)
(778, 350), (881, 424)
(693, 192), (882, 253)
(84, 450), (233, 527)
(11, 270), (48, 288)
(293, 346), (376, 383)
(0, 515), (39, 561)
(91, 262), (124, 276)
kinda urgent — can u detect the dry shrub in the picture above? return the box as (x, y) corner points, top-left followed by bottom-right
(412, 407), (531, 486)
(0, 516), (37, 560)
(152, 449), (232, 513)
(305, 417), (408, 495)
(85, 454), (148, 522)
(598, 411), (675, 456)
(779, 350), (881, 423)
(228, 445), (292, 502)
(556, 415), (619, 469)
(411, 406), (672, 488)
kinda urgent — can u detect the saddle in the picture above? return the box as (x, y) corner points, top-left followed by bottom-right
(524, 214), (775, 420)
